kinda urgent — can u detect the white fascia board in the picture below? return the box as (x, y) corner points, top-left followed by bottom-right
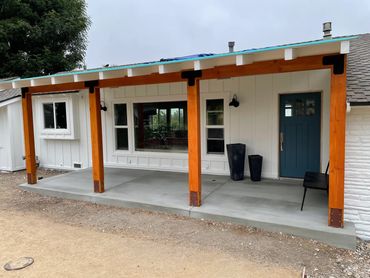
(340, 41), (350, 54)
(158, 64), (178, 74)
(284, 48), (297, 60)
(0, 82), (14, 90)
(193, 60), (215, 70)
(236, 54), (254, 66)
(0, 96), (21, 108)
(51, 75), (74, 85)
(12, 79), (31, 89)
(30, 77), (52, 87)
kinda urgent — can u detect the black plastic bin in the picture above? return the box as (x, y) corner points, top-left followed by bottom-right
(248, 155), (263, 181)
(226, 143), (246, 181)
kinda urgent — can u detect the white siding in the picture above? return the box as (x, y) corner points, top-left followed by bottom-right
(0, 106), (10, 170)
(33, 91), (91, 170)
(345, 106), (370, 240)
(33, 69), (331, 178)
(0, 100), (25, 171)
(7, 101), (25, 170)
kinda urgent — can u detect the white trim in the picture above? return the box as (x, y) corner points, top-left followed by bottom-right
(201, 93), (229, 160)
(0, 96), (21, 108)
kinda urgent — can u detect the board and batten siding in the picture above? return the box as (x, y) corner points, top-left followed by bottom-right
(33, 69), (331, 178)
(0, 100), (25, 171)
(345, 106), (370, 240)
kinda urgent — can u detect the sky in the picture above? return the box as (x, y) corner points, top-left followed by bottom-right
(85, 0), (370, 69)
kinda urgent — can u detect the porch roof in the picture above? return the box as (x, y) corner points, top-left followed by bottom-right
(0, 35), (356, 91)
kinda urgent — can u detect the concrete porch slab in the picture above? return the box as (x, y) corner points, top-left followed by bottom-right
(19, 168), (356, 249)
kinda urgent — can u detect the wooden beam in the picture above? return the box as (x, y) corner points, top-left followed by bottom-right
(88, 85), (104, 193)
(21, 89), (37, 184)
(187, 79), (201, 206)
(27, 54), (332, 95)
(328, 55), (347, 228)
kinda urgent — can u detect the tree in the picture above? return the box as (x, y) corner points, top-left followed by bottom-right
(0, 0), (90, 78)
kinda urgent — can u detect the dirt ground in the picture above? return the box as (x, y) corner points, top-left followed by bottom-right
(0, 170), (369, 277)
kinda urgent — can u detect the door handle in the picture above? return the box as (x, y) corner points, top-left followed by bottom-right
(280, 132), (284, 152)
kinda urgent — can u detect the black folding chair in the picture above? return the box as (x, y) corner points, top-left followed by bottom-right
(300, 163), (329, 211)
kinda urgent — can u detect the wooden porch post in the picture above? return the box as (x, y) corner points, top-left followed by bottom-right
(327, 55), (347, 228)
(186, 75), (202, 206)
(87, 82), (105, 193)
(21, 88), (37, 184)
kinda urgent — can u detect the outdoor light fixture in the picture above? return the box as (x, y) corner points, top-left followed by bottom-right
(100, 101), (107, 112)
(229, 94), (239, 107)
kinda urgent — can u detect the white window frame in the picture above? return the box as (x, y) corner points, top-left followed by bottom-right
(202, 94), (228, 158)
(40, 97), (73, 137)
(113, 102), (129, 152)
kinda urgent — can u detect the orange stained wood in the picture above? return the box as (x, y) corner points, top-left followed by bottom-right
(328, 56), (347, 228)
(27, 54), (332, 95)
(21, 91), (37, 184)
(187, 79), (201, 207)
(88, 86), (105, 193)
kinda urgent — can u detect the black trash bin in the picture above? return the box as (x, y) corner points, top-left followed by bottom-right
(248, 155), (263, 181)
(226, 143), (246, 181)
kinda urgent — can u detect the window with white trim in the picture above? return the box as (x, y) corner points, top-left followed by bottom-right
(43, 102), (67, 129)
(206, 99), (225, 154)
(114, 103), (129, 150)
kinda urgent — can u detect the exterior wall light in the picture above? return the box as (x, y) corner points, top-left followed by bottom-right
(229, 94), (239, 107)
(100, 101), (107, 112)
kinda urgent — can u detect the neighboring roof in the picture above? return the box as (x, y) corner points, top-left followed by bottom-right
(0, 78), (21, 104)
(347, 33), (370, 103)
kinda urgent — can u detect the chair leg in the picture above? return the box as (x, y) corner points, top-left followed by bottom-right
(301, 188), (307, 211)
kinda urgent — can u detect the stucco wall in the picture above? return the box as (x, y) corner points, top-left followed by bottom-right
(345, 106), (370, 240)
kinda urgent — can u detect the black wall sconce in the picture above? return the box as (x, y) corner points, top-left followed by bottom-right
(100, 101), (107, 112)
(229, 94), (239, 107)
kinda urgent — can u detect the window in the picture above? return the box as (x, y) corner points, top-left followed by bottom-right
(133, 101), (187, 152)
(114, 104), (129, 150)
(206, 99), (224, 154)
(43, 102), (67, 129)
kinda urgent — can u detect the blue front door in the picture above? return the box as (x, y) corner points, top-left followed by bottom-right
(279, 93), (321, 178)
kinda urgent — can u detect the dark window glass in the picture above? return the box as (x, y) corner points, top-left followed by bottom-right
(116, 128), (128, 150)
(134, 101), (187, 152)
(206, 99), (224, 125)
(207, 139), (225, 154)
(207, 128), (224, 154)
(43, 103), (55, 129)
(55, 102), (67, 129)
(114, 104), (127, 126)
(207, 128), (224, 139)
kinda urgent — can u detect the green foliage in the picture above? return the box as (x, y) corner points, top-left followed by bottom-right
(0, 0), (90, 78)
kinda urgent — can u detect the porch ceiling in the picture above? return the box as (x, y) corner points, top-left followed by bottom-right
(0, 36), (356, 91)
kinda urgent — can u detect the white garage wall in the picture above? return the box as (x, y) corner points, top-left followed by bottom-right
(345, 106), (370, 240)
(7, 101), (25, 171)
(0, 106), (11, 170)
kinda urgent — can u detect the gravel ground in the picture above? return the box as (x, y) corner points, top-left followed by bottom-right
(0, 169), (369, 277)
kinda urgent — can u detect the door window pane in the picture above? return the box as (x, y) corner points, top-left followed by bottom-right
(43, 103), (54, 129)
(55, 102), (67, 129)
(306, 99), (316, 116)
(116, 128), (128, 150)
(114, 104), (127, 126)
(295, 99), (305, 116)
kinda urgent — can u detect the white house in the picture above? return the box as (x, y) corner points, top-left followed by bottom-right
(1, 30), (370, 240)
